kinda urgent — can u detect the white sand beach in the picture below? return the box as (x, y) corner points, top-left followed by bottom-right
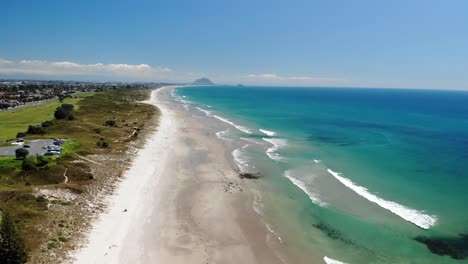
(72, 87), (284, 264)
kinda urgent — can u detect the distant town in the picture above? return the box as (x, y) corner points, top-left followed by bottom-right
(0, 80), (176, 110)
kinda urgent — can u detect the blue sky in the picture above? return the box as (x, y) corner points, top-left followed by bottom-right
(2, 0), (468, 89)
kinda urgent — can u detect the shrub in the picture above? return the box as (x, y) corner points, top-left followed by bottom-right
(93, 128), (102, 134)
(96, 140), (109, 148)
(15, 132), (26, 138)
(41, 120), (55, 127)
(26, 125), (45, 135)
(22, 158), (37, 171)
(35, 195), (48, 203)
(15, 148), (29, 160)
(36, 156), (49, 167)
(67, 114), (75, 120)
(104, 120), (116, 127)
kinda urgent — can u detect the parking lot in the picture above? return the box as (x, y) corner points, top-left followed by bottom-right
(0, 139), (55, 156)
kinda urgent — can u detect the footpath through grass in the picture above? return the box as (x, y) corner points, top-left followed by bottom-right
(0, 93), (95, 141)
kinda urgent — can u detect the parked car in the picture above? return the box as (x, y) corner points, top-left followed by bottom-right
(46, 150), (60, 156)
(46, 145), (62, 151)
(23, 145), (31, 148)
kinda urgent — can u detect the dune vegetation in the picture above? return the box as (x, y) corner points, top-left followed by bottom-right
(0, 89), (158, 262)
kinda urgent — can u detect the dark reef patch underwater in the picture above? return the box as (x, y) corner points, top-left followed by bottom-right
(415, 233), (468, 260)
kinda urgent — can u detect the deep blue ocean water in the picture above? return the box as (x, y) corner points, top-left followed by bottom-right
(175, 86), (468, 263)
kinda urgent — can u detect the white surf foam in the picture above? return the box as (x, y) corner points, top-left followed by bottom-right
(327, 169), (437, 229)
(324, 256), (348, 264)
(284, 171), (327, 206)
(213, 115), (252, 134)
(182, 104), (189, 110)
(232, 144), (250, 170)
(314, 159), (321, 163)
(262, 138), (287, 162)
(259, 129), (277, 136)
(195, 107), (212, 117)
(215, 129), (231, 141)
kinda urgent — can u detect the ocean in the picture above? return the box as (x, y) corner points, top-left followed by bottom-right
(171, 85), (468, 263)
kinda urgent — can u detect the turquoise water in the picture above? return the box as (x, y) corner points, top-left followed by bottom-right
(174, 86), (468, 263)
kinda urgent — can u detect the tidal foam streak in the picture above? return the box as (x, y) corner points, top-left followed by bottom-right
(213, 115), (252, 134)
(284, 171), (326, 206)
(327, 169), (437, 229)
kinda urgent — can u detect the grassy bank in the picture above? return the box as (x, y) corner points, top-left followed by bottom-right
(0, 89), (158, 262)
(0, 92), (95, 141)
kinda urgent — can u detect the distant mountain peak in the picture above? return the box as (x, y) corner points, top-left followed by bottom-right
(192, 78), (214, 85)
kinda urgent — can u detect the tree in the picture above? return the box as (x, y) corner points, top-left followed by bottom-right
(15, 149), (29, 160)
(53, 107), (68, 119)
(61, 104), (74, 112)
(26, 125), (45, 135)
(54, 104), (74, 120)
(0, 211), (28, 264)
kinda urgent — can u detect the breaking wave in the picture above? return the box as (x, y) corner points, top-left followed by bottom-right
(259, 129), (277, 136)
(284, 170), (327, 206)
(263, 138), (287, 162)
(327, 169), (437, 229)
(232, 144), (250, 171)
(195, 107), (212, 117)
(213, 115), (252, 134)
(324, 256), (348, 264)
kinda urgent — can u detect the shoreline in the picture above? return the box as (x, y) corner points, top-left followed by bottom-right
(72, 86), (285, 263)
(71, 87), (176, 263)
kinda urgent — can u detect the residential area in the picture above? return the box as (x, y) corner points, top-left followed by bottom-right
(0, 79), (169, 110)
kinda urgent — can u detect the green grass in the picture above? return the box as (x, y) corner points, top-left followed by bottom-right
(0, 93), (95, 141)
(0, 156), (22, 179)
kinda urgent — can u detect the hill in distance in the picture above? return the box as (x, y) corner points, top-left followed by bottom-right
(192, 78), (214, 85)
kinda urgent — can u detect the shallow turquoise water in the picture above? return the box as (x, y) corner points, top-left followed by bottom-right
(175, 86), (468, 263)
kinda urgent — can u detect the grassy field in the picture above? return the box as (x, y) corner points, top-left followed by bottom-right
(0, 92), (95, 141)
(0, 89), (158, 260)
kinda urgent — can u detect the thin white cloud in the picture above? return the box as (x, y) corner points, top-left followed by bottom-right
(247, 73), (282, 80)
(0, 58), (13, 65)
(0, 58), (171, 78)
(247, 73), (337, 82)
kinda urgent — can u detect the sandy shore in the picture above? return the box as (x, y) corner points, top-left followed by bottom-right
(72, 87), (284, 263)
